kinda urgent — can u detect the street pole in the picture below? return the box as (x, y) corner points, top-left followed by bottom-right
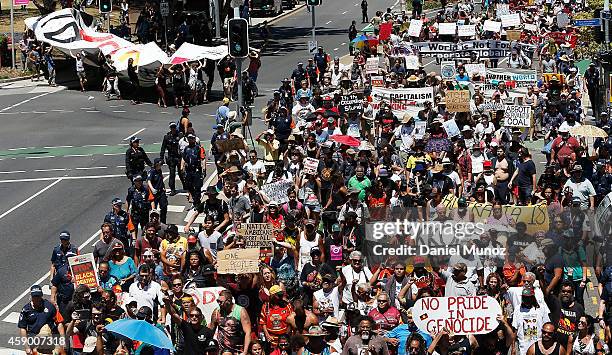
(214, 0), (221, 38)
(236, 58), (243, 115)
(108, 13), (111, 33)
(10, 0), (15, 69)
(605, 0), (610, 47)
(311, 5), (316, 43)
(164, 17), (168, 50)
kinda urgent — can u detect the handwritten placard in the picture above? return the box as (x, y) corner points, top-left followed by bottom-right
(217, 248), (260, 274)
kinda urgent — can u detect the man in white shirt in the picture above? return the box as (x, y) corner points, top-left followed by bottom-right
(341, 251), (373, 304)
(243, 150), (266, 185)
(443, 263), (477, 297)
(128, 264), (165, 322)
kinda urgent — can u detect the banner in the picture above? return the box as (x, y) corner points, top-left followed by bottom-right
(504, 105), (531, 127)
(68, 253), (99, 291)
(169, 43), (229, 64)
(394, 40), (515, 60)
(365, 57), (379, 74)
(379, 22), (393, 40)
(339, 93), (364, 114)
(439, 22), (457, 35)
(446, 90), (471, 112)
(484, 20), (502, 33)
(545, 31), (578, 47)
(464, 63), (486, 79)
(371, 87), (435, 117)
(217, 248), (260, 274)
(303, 157), (319, 175)
(501, 13), (521, 28)
(457, 25), (476, 37)
(442, 118), (460, 138)
(14, 0), (29, 5)
(261, 179), (294, 203)
(486, 67), (538, 90)
(186, 287), (227, 324)
(413, 296), (502, 335)
(479, 101), (505, 112)
(408, 19), (423, 37)
(238, 223), (275, 248)
(371, 76), (384, 87)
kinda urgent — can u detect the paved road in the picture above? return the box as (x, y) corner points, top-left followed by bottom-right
(0, 0), (399, 350)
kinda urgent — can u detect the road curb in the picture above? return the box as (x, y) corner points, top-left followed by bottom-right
(0, 76), (31, 84)
(255, 3), (307, 27)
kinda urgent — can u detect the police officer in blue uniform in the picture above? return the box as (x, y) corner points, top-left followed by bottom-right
(125, 137), (152, 182)
(18, 285), (64, 354)
(50, 231), (78, 280)
(160, 121), (183, 196)
(148, 158), (168, 224)
(182, 134), (206, 207)
(126, 175), (151, 237)
(104, 198), (131, 255)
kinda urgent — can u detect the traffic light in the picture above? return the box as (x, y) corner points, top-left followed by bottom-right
(228, 18), (249, 58)
(307, 0), (321, 5)
(99, 0), (112, 13)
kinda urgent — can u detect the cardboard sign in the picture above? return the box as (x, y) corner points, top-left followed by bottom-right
(501, 13), (521, 28)
(217, 248), (260, 274)
(457, 25), (476, 37)
(371, 76), (384, 87)
(303, 157), (319, 175)
(446, 90), (471, 112)
(238, 223), (275, 248)
(414, 121), (427, 139)
(442, 118), (460, 138)
(379, 22), (393, 40)
(440, 61), (456, 80)
(186, 287), (227, 324)
(504, 105), (531, 127)
(506, 29), (522, 41)
(413, 296), (502, 335)
(365, 57), (379, 74)
(261, 179), (293, 203)
(405, 55), (419, 70)
(464, 63), (486, 79)
(408, 19), (423, 37)
(339, 93), (364, 114)
(68, 253), (99, 291)
(470, 202), (549, 235)
(483, 20), (502, 33)
(543, 72), (565, 85)
(479, 102), (505, 112)
(439, 22), (457, 35)
(215, 137), (245, 153)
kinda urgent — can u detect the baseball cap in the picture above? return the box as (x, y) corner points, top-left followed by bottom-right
(132, 175), (143, 182)
(310, 247), (322, 256)
(59, 231), (71, 240)
(169, 121), (177, 128)
(187, 133), (197, 139)
(331, 223), (341, 232)
(30, 285), (43, 297)
(154, 157), (163, 165)
(112, 197), (123, 205)
(204, 339), (219, 351)
(129, 136), (141, 143)
(483, 160), (493, 169)
(270, 285), (284, 295)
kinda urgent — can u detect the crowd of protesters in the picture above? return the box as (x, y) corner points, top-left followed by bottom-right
(15, 0), (612, 354)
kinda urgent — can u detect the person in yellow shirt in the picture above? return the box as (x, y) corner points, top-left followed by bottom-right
(256, 129), (280, 171)
(405, 141), (432, 179)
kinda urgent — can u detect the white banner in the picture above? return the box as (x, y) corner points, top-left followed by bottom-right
(504, 105), (532, 127)
(464, 63), (486, 78)
(408, 19), (423, 37)
(457, 25), (476, 37)
(169, 43), (229, 64)
(484, 20), (502, 32)
(405, 55), (419, 70)
(371, 87), (434, 117)
(524, 23), (539, 32)
(501, 13), (521, 28)
(439, 22), (457, 35)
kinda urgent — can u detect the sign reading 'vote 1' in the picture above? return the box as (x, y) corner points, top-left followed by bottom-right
(413, 296), (502, 335)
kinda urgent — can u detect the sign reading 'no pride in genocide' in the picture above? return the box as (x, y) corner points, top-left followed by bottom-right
(217, 248), (260, 274)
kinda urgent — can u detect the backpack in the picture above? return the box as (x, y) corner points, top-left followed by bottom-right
(183, 145), (202, 170)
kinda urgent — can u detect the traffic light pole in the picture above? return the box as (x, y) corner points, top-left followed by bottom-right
(10, 0), (15, 69)
(236, 58), (243, 116)
(311, 5), (316, 43)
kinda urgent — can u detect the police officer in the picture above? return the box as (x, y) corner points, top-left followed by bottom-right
(125, 137), (152, 182)
(126, 175), (151, 237)
(18, 285), (64, 355)
(104, 198), (131, 255)
(148, 158), (168, 223)
(211, 125), (228, 173)
(160, 121), (183, 195)
(50, 231), (78, 280)
(181, 133), (206, 207)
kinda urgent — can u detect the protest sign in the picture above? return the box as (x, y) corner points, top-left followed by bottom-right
(414, 121), (427, 139)
(439, 22), (457, 35)
(68, 253), (99, 291)
(479, 101), (505, 112)
(408, 19), (423, 37)
(496, 3), (510, 18)
(238, 223), (275, 248)
(14, 0), (29, 4)
(545, 32), (578, 47)
(485, 67), (538, 93)
(339, 93), (364, 114)
(405, 55), (419, 70)
(504, 105), (531, 127)
(446, 90), (471, 112)
(464, 63), (486, 79)
(506, 29), (522, 40)
(594, 192), (612, 236)
(303, 157), (320, 175)
(379, 22), (393, 40)
(187, 287), (227, 324)
(365, 57), (379, 74)
(501, 13), (521, 27)
(217, 248), (260, 274)
(543, 72), (565, 85)
(484, 20), (502, 32)
(261, 179), (293, 203)
(413, 296), (502, 335)
(215, 137), (246, 153)
(371, 87), (435, 116)
(441, 61), (455, 80)
(442, 118), (460, 138)
(469, 202), (550, 235)
(524, 23), (538, 32)
(371, 76), (384, 87)
(457, 25), (476, 37)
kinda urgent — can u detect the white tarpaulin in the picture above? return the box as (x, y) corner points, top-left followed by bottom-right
(169, 43), (229, 64)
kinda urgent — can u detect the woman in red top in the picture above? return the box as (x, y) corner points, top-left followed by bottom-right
(367, 179), (388, 221)
(259, 286), (295, 347)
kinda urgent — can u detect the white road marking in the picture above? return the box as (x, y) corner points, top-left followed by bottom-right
(3, 311), (20, 323)
(0, 92), (54, 113)
(84, 144), (108, 147)
(137, 110), (151, 114)
(116, 165), (126, 168)
(354, 2), (359, 5)
(80, 107), (94, 110)
(32, 111), (47, 114)
(112, 110), (126, 113)
(8, 147), (33, 151)
(25, 156), (55, 159)
(50, 109), (74, 112)
(423, 59), (436, 68)
(342, 10), (348, 14)
(341, 42), (346, 45)
(160, 111), (170, 114)
(104, 153), (123, 156)
(0, 172), (168, 184)
(75, 167), (107, 170)
(86, 110), (100, 113)
(0, 170), (26, 174)
(64, 154), (91, 157)
(35, 168), (68, 172)
(0, 112), (20, 115)
(334, 48), (339, 51)
(167, 205), (186, 213)
(109, 104), (124, 108)
(326, 20), (332, 24)
(123, 128), (146, 141)
(0, 178), (62, 220)
(43, 145), (73, 149)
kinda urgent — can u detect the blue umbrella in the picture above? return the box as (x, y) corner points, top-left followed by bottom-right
(105, 319), (174, 351)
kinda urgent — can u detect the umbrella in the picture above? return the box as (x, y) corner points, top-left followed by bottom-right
(570, 125), (608, 138)
(351, 34), (379, 49)
(330, 135), (361, 147)
(105, 319), (174, 351)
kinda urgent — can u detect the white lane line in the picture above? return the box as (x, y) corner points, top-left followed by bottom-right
(137, 111), (151, 114)
(354, 2), (359, 5)
(86, 110), (100, 113)
(64, 154), (91, 157)
(84, 144), (108, 147)
(116, 165), (126, 168)
(25, 156), (55, 159)
(50, 109), (73, 112)
(0, 178), (62, 220)
(0, 92), (54, 113)
(341, 42), (346, 45)
(43, 145), (73, 149)
(8, 147), (33, 151)
(32, 111), (47, 114)
(160, 111), (170, 114)
(326, 20), (332, 24)
(0, 228), (102, 318)
(112, 110), (127, 113)
(0, 170), (26, 174)
(75, 166), (107, 170)
(35, 168), (68, 172)
(167, 205), (186, 213)
(104, 153), (124, 156)
(0, 172), (167, 184)
(342, 10), (348, 14)
(109, 104), (124, 108)
(80, 107), (94, 110)
(334, 48), (339, 51)
(0, 112), (20, 115)
(123, 128), (146, 141)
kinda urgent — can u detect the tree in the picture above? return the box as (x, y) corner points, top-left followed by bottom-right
(31, 0), (57, 15)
